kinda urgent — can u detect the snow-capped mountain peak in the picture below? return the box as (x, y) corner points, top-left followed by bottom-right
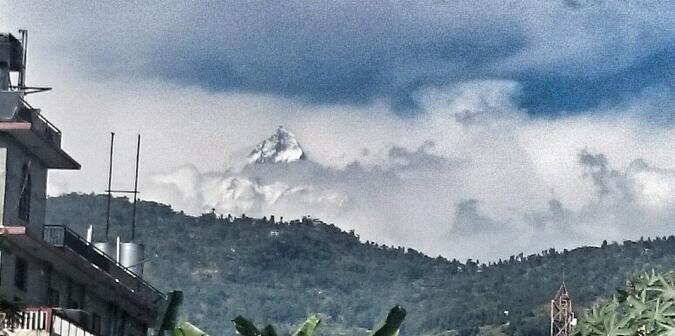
(247, 126), (306, 164)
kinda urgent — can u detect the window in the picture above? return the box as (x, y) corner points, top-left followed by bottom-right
(92, 313), (101, 335)
(47, 288), (60, 307)
(14, 257), (27, 291)
(18, 162), (31, 222)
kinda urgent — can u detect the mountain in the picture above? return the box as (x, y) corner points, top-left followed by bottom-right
(247, 126), (306, 164)
(46, 194), (675, 336)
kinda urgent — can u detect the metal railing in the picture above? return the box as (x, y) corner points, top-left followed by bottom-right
(1, 308), (94, 336)
(43, 225), (166, 306)
(16, 106), (62, 147)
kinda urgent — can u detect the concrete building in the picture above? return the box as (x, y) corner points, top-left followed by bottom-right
(0, 32), (165, 336)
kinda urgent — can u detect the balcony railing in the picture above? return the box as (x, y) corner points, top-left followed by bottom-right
(1, 308), (94, 336)
(16, 106), (62, 147)
(43, 225), (166, 307)
(0, 90), (63, 148)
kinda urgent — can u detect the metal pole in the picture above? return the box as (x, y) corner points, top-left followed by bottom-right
(131, 134), (141, 241)
(105, 132), (115, 241)
(18, 29), (27, 87)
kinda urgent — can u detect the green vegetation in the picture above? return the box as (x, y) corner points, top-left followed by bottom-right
(573, 271), (675, 336)
(233, 314), (320, 336)
(46, 194), (675, 335)
(232, 306), (405, 336)
(173, 322), (209, 336)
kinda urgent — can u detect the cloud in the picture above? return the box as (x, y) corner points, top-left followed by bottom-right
(4, 0), (675, 113)
(135, 79), (675, 261)
(2, 5), (672, 261)
(451, 199), (505, 236)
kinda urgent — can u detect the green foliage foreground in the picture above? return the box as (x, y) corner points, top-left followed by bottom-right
(233, 306), (406, 336)
(573, 271), (675, 336)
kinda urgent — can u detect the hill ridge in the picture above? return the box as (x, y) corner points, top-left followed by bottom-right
(46, 193), (675, 336)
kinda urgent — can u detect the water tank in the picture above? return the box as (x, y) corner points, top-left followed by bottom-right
(119, 242), (144, 276)
(94, 242), (116, 260)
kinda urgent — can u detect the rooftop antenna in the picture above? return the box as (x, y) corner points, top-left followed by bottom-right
(104, 133), (142, 241)
(18, 29), (27, 87)
(105, 132), (115, 241)
(131, 134), (141, 241)
(2, 29), (50, 95)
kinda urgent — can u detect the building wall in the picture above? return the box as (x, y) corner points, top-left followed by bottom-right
(0, 147), (5, 227)
(0, 134), (48, 235)
(0, 243), (149, 336)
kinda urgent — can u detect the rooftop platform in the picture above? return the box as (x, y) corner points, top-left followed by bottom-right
(0, 91), (79, 169)
(0, 225), (165, 324)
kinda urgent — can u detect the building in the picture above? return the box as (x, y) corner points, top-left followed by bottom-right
(0, 32), (166, 336)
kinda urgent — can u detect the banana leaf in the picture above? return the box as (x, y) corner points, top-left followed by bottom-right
(233, 316), (261, 336)
(153, 291), (184, 336)
(261, 325), (277, 336)
(292, 314), (321, 336)
(173, 321), (209, 336)
(370, 305), (407, 336)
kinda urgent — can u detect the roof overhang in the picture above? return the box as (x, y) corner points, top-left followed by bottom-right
(0, 122), (80, 169)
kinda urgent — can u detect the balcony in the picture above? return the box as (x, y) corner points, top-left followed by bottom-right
(0, 91), (79, 169)
(1, 308), (95, 336)
(43, 226), (166, 310)
(16, 107), (63, 147)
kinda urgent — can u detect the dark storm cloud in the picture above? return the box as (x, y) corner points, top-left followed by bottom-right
(578, 150), (627, 197)
(14, 0), (675, 116)
(519, 46), (675, 117)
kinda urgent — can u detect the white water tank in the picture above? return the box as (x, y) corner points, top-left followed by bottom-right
(119, 242), (145, 276)
(94, 242), (116, 260)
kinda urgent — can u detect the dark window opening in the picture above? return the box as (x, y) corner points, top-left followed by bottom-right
(92, 313), (101, 335)
(48, 287), (60, 307)
(14, 257), (27, 291)
(18, 162), (31, 222)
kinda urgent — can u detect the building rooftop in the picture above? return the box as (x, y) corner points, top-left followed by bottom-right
(0, 225), (165, 324)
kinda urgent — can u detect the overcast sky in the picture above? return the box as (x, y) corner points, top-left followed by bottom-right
(2, 1), (674, 261)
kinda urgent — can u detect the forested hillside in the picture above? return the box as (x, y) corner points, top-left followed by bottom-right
(46, 194), (675, 336)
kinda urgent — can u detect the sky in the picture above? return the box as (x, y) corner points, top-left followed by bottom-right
(1, 1), (674, 261)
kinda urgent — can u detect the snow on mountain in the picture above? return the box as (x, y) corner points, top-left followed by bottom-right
(247, 126), (306, 164)
(147, 124), (348, 218)
(148, 164), (349, 218)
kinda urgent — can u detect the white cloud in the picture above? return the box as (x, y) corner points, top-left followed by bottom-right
(4, 12), (671, 261)
(105, 78), (674, 262)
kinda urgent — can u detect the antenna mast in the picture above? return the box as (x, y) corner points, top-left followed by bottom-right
(18, 29), (27, 87)
(131, 134), (141, 241)
(104, 133), (142, 242)
(105, 132), (115, 241)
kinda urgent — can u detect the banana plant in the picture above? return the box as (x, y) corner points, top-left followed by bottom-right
(233, 316), (263, 336)
(232, 306), (406, 336)
(172, 321), (209, 336)
(370, 305), (407, 336)
(572, 271), (675, 336)
(232, 314), (319, 336)
(292, 314), (320, 336)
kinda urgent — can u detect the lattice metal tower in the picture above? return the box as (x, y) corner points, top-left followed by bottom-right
(550, 280), (576, 336)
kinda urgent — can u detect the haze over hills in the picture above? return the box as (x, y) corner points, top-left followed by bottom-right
(145, 123), (675, 263)
(47, 193), (675, 336)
